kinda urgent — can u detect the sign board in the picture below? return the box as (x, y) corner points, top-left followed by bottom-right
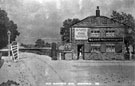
(11, 41), (19, 61)
(88, 38), (123, 42)
(75, 28), (88, 40)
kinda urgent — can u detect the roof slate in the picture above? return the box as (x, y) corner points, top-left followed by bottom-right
(72, 16), (125, 28)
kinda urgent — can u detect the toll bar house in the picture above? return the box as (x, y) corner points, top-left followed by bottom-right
(69, 6), (126, 60)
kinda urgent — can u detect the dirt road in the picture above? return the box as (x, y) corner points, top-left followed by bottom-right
(0, 53), (135, 86)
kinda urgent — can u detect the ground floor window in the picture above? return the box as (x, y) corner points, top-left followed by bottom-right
(106, 44), (115, 52)
(91, 44), (101, 53)
(88, 43), (123, 53)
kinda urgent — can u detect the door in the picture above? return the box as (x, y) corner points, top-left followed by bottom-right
(77, 44), (84, 60)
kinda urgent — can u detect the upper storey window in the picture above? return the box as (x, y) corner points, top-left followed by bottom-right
(106, 44), (115, 52)
(91, 29), (100, 37)
(105, 29), (115, 37)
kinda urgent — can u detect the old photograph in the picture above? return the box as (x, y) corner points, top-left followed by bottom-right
(0, 0), (135, 86)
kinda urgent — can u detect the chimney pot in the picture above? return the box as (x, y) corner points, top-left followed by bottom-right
(96, 6), (100, 17)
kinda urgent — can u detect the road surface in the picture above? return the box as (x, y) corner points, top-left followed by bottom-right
(0, 52), (135, 86)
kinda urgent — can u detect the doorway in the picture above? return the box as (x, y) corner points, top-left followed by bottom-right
(77, 44), (84, 60)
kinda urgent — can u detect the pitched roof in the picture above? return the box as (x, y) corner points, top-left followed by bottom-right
(72, 16), (125, 28)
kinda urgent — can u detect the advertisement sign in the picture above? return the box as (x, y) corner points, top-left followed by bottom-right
(88, 38), (123, 42)
(75, 28), (88, 40)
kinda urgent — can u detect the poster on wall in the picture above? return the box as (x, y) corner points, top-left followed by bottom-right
(75, 28), (88, 40)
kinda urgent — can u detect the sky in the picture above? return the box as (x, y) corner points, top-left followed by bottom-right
(0, 0), (135, 44)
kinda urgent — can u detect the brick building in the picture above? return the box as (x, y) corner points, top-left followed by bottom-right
(69, 6), (126, 60)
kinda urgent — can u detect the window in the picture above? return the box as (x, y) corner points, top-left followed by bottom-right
(91, 47), (100, 52)
(91, 44), (101, 53)
(105, 29), (115, 37)
(91, 30), (100, 37)
(106, 44), (115, 52)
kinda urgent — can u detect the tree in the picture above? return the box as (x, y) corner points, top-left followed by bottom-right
(60, 18), (80, 43)
(111, 11), (135, 55)
(45, 42), (51, 47)
(0, 9), (20, 49)
(6, 21), (20, 42)
(111, 11), (135, 29)
(35, 39), (45, 48)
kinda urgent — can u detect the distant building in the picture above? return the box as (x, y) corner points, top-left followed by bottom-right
(69, 6), (126, 60)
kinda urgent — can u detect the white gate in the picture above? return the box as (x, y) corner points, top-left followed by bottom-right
(11, 41), (19, 61)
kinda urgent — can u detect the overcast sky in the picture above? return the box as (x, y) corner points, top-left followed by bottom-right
(0, 0), (135, 44)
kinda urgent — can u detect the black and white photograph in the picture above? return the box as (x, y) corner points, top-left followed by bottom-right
(0, 0), (135, 86)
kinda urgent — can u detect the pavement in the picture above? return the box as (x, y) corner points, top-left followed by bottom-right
(0, 52), (135, 86)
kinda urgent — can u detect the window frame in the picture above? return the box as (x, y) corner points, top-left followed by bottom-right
(91, 29), (100, 37)
(106, 44), (115, 52)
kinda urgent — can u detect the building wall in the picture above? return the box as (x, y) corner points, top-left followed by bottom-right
(66, 7), (127, 60)
(71, 27), (124, 40)
(70, 27), (125, 60)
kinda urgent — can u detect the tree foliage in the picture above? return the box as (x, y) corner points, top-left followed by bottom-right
(111, 11), (135, 36)
(111, 11), (135, 28)
(60, 18), (80, 43)
(35, 39), (45, 48)
(45, 42), (51, 47)
(111, 10), (135, 54)
(0, 9), (20, 49)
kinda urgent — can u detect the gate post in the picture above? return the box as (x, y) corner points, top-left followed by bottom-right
(51, 43), (57, 60)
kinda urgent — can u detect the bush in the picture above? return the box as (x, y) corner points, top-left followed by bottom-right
(0, 80), (19, 86)
(124, 53), (130, 60)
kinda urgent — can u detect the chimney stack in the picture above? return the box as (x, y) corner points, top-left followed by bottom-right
(96, 6), (100, 17)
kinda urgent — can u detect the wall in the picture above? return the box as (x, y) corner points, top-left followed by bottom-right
(70, 27), (125, 60)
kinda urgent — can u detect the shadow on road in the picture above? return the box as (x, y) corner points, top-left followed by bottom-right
(0, 52), (4, 69)
(0, 59), (4, 69)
